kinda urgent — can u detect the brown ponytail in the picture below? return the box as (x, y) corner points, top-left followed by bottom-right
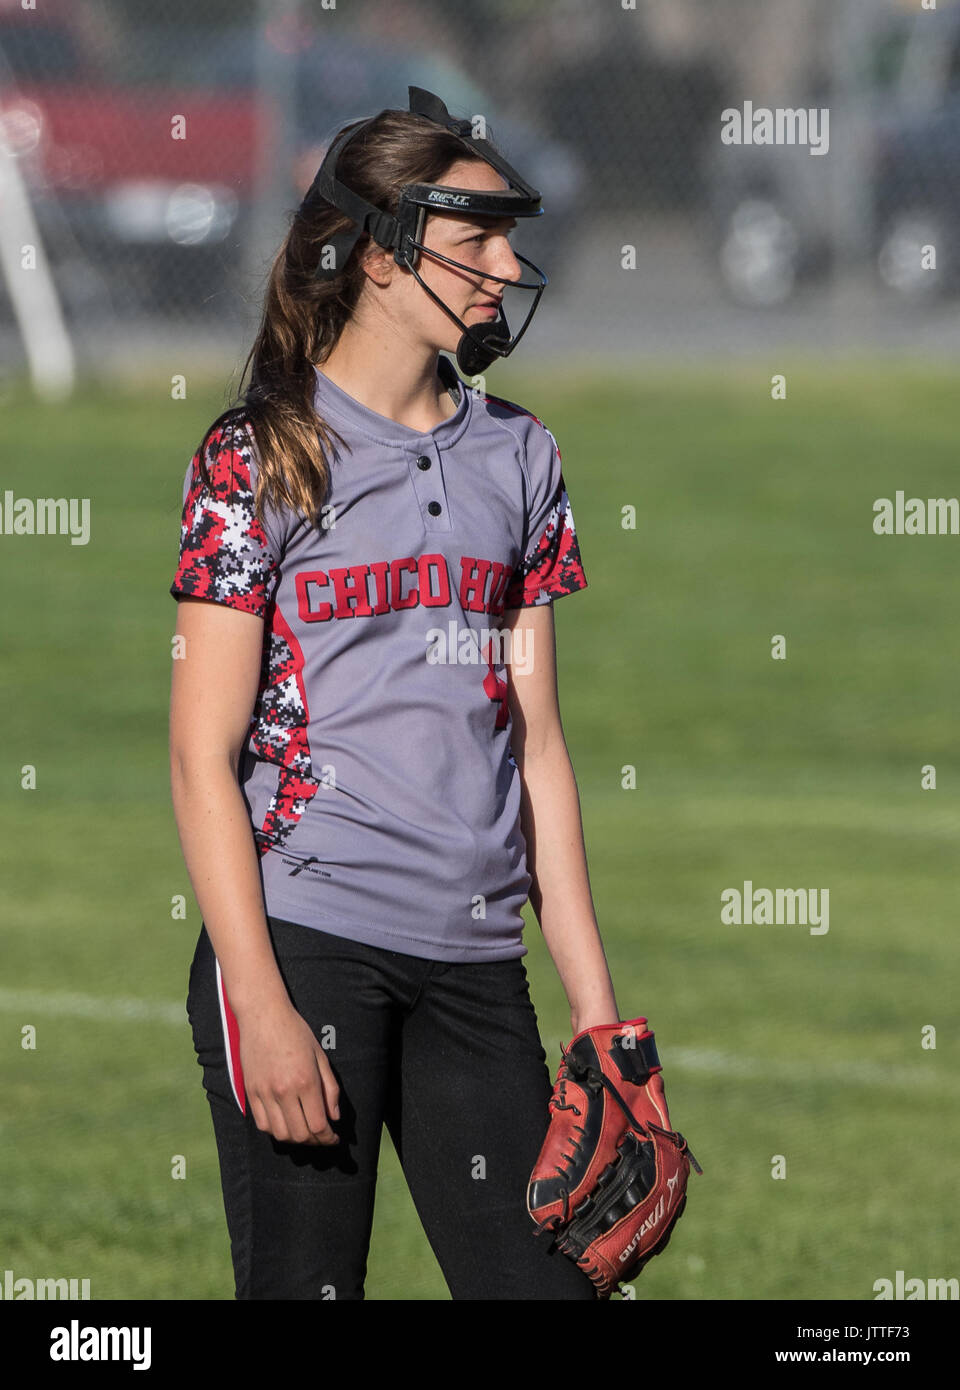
(195, 107), (491, 530)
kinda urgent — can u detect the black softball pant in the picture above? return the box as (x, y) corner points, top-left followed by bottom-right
(186, 916), (598, 1300)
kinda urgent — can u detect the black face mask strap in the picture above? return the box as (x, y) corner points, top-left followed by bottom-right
(300, 117), (405, 275)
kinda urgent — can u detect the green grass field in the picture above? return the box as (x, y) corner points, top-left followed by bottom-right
(1, 360), (957, 1300)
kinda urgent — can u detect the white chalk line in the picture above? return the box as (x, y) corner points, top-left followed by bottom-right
(0, 989), (950, 1093)
(668, 1046), (951, 1093)
(0, 988), (184, 1027)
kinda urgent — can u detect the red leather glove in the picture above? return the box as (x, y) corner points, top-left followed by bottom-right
(527, 1017), (702, 1298)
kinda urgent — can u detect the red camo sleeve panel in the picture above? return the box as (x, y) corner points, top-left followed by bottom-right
(170, 424), (280, 618)
(503, 419), (588, 609)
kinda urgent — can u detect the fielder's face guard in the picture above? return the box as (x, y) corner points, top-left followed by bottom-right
(299, 86), (548, 375)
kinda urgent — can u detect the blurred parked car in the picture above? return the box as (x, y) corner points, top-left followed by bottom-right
(0, 0), (265, 321)
(871, 5), (960, 300)
(699, 0), (960, 305)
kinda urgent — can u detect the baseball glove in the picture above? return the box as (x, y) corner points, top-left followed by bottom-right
(527, 1016), (702, 1298)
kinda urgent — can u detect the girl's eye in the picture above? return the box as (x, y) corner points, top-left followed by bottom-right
(466, 230), (512, 246)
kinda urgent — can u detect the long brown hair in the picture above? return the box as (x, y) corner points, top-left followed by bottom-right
(195, 107), (490, 530)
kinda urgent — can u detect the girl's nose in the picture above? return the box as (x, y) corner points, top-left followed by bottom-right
(491, 237), (524, 285)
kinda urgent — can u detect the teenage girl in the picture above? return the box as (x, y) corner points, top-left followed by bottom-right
(169, 95), (619, 1300)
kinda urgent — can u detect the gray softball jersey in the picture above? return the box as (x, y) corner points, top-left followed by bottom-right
(170, 354), (588, 963)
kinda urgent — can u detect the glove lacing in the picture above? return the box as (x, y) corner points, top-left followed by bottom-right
(543, 1048), (703, 1226)
(543, 1071), (586, 1227)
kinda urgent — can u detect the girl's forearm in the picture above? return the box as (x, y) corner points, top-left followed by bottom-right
(170, 755), (291, 1019)
(516, 736), (620, 1029)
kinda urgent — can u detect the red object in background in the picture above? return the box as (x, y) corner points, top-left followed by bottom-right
(2, 87), (267, 194)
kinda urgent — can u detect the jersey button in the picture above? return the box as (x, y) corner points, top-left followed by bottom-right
(427, 501), (442, 516)
(416, 455), (431, 470)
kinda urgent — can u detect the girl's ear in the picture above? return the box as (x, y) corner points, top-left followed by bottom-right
(357, 238), (396, 288)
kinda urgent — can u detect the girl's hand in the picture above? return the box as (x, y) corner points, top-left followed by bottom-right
(235, 999), (342, 1147)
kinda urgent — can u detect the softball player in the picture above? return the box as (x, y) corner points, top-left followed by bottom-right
(169, 88), (619, 1300)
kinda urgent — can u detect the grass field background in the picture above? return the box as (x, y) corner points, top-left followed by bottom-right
(1, 360), (957, 1300)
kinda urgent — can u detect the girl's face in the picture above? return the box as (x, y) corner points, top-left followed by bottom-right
(403, 157), (525, 354)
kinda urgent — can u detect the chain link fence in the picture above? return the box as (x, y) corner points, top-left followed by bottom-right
(1, 0), (959, 384)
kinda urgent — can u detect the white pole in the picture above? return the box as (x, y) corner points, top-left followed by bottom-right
(0, 120), (75, 401)
(242, 0), (301, 337)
